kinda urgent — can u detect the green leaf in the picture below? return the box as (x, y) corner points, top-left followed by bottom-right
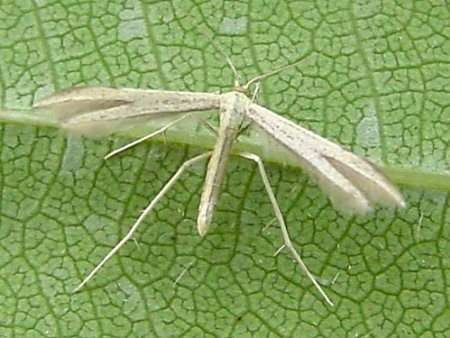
(1, 1), (449, 337)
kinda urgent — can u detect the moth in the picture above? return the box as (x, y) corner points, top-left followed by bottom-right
(34, 55), (405, 306)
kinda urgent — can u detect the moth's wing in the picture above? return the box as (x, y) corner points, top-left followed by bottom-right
(247, 104), (405, 213)
(33, 86), (222, 135)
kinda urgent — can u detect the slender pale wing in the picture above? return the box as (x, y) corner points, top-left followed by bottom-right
(33, 86), (222, 135)
(247, 104), (405, 213)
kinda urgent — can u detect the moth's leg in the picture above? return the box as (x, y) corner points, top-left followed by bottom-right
(105, 113), (191, 159)
(173, 260), (195, 285)
(238, 151), (334, 307)
(74, 152), (212, 292)
(234, 120), (252, 139)
(201, 120), (218, 136)
(233, 83), (259, 139)
(250, 82), (261, 102)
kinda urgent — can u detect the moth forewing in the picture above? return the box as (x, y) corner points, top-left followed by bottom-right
(246, 103), (406, 211)
(324, 155), (405, 208)
(33, 86), (134, 117)
(33, 86), (222, 136)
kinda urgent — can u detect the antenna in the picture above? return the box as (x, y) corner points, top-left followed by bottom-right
(185, 16), (240, 88)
